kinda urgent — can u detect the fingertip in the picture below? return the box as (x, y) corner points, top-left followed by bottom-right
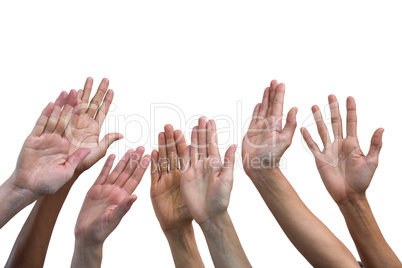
(102, 78), (109, 85)
(141, 155), (151, 167)
(198, 116), (207, 125)
(277, 83), (286, 91)
(136, 146), (145, 154)
(328, 94), (337, 102)
(174, 129), (184, 140)
(151, 149), (158, 158)
(164, 124), (174, 132)
(311, 105), (319, 112)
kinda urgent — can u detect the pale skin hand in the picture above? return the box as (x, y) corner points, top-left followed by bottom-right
(5, 77), (124, 267)
(11, 90), (90, 197)
(301, 95), (383, 203)
(181, 117), (251, 268)
(150, 124), (204, 268)
(302, 95), (401, 268)
(72, 149), (150, 268)
(181, 117), (237, 225)
(68, 77), (123, 174)
(242, 80), (298, 173)
(242, 81), (359, 268)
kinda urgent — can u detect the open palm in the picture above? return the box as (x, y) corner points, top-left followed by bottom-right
(242, 80), (298, 173)
(301, 95), (383, 203)
(181, 118), (237, 225)
(150, 125), (192, 232)
(75, 148), (150, 246)
(66, 78), (123, 174)
(13, 91), (90, 197)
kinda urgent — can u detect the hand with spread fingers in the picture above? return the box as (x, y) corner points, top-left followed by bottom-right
(5, 78), (123, 268)
(11, 90), (90, 197)
(72, 149), (150, 268)
(67, 77), (123, 175)
(302, 95), (401, 268)
(150, 125), (204, 268)
(242, 81), (360, 268)
(242, 80), (298, 173)
(301, 95), (383, 203)
(181, 117), (251, 268)
(0, 90), (90, 228)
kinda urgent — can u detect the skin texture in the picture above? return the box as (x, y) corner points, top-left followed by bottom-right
(150, 125), (204, 267)
(71, 150), (150, 268)
(0, 90), (91, 229)
(181, 117), (251, 268)
(301, 95), (402, 268)
(6, 78), (123, 268)
(242, 80), (360, 268)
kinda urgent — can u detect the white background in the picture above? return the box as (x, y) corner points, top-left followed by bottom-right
(0, 1), (401, 267)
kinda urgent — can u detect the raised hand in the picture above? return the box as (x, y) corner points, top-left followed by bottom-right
(151, 125), (204, 268)
(66, 77), (123, 175)
(301, 95), (384, 203)
(241, 82), (360, 268)
(12, 90), (90, 197)
(180, 117), (250, 268)
(181, 117), (237, 225)
(242, 80), (298, 174)
(150, 125), (192, 232)
(74, 148), (150, 246)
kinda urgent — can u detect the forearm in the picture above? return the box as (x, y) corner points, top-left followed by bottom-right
(71, 240), (103, 268)
(0, 175), (37, 229)
(5, 172), (80, 268)
(200, 212), (251, 268)
(164, 224), (205, 268)
(338, 194), (401, 268)
(249, 169), (359, 268)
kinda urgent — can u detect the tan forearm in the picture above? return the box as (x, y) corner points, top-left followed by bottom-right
(164, 224), (205, 268)
(249, 169), (359, 268)
(338, 194), (402, 268)
(200, 212), (251, 268)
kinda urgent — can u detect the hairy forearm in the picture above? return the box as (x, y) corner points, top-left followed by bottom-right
(164, 224), (205, 268)
(200, 212), (251, 268)
(0, 175), (37, 229)
(338, 194), (401, 268)
(248, 169), (359, 268)
(71, 240), (103, 268)
(5, 172), (80, 268)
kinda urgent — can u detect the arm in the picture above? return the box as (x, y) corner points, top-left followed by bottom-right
(301, 95), (401, 268)
(6, 78), (122, 268)
(181, 117), (251, 268)
(71, 150), (150, 268)
(0, 90), (90, 229)
(242, 81), (359, 267)
(150, 125), (204, 267)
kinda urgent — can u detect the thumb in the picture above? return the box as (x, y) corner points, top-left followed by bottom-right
(282, 107), (298, 138)
(109, 195), (137, 226)
(66, 148), (91, 172)
(366, 128), (384, 164)
(221, 144), (237, 176)
(99, 133), (124, 154)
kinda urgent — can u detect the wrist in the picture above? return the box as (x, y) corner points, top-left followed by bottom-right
(199, 211), (230, 232)
(72, 238), (103, 268)
(246, 167), (283, 184)
(164, 223), (194, 239)
(337, 193), (369, 211)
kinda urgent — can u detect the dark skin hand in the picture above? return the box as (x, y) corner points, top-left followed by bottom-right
(6, 78), (122, 268)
